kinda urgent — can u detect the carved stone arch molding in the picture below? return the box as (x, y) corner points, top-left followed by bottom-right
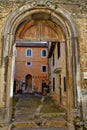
(2, 0), (78, 56)
(1, 0), (81, 127)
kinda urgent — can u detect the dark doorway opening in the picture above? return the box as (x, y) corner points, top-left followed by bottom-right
(25, 74), (32, 93)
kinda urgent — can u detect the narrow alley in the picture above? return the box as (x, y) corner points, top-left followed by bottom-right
(11, 93), (68, 130)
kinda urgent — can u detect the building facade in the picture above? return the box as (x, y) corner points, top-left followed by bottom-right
(14, 42), (48, 93)
(48, 42), (67, 109)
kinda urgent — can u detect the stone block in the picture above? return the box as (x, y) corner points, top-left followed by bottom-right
(0, 107), (10, 124)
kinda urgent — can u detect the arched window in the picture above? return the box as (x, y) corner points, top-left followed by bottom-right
(42, 50), (46, 57)
(26, 49), (32, 57)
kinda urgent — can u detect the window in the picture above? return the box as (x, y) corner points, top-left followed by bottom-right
(26, 62), (32, 67)
(57, 42), (60, 58)
(53, 53), (55, 66)
(26, 49), (32, 57)
(64, 77), (66, 92)
(53, 77), (55, 91)
(42, 50), (47, 57)
(42, 66), (47, 72)
(59, 75), (61, 86)
(59, 75), (61, 103)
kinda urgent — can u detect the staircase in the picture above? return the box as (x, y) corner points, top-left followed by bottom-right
(11, 93), (68, 130)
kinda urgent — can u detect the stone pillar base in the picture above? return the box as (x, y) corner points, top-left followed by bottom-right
(0, 107), (12, 130)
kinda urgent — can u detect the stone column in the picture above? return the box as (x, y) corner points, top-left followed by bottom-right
(0, 64), (10, 130)
(66, 37), (75, 130)
(0, 43), (16, 130)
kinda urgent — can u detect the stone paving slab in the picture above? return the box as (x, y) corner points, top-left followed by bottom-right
(13, 94), (66, 122)
(12, 93), (68, 129)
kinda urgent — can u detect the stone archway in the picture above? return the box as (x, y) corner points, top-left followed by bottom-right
(0, 0), (81, 129)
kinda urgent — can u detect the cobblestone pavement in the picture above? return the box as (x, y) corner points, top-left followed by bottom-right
(12, 93), (68, 130)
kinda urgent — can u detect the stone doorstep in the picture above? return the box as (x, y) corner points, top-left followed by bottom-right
(11, 120), (67, 129)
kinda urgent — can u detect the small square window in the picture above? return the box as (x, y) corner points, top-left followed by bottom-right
(42, 66), (47, 72)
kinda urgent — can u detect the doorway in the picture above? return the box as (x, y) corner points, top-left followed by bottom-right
(42, 80), (46, 94)
(25, 74), (32, 92)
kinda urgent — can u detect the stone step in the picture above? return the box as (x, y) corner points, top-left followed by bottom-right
(12, 127), (68, 130)
(12, 120), (67, 129)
